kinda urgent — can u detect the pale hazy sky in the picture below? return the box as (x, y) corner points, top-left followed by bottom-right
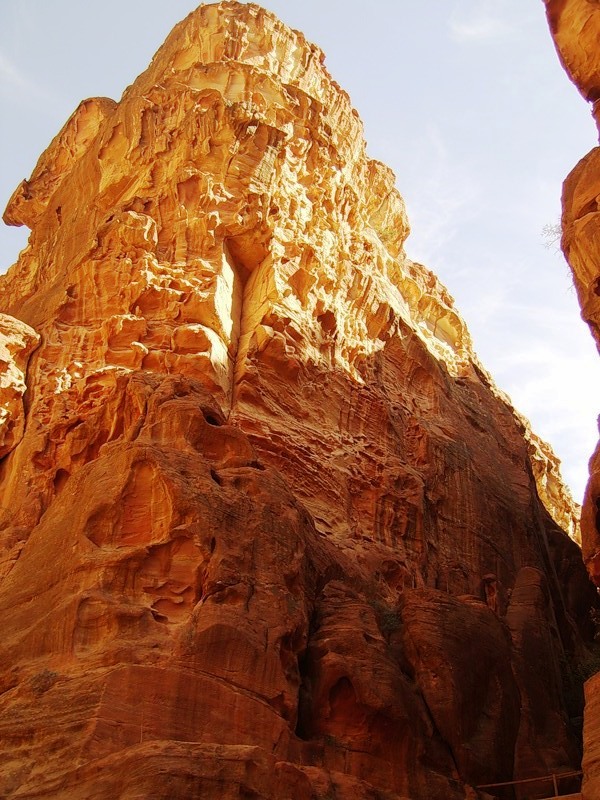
(1, 0), (599, 501)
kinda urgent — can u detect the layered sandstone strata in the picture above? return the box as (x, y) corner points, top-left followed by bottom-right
(0, 3), (595, 798)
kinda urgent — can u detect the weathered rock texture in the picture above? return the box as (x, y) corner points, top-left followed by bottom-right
(0, 3), (596, 798)
(582, 671), (600, 800)
(0, 314), (39, 461)
(544, 3), (600, 799)
(545, 0), (600, 581)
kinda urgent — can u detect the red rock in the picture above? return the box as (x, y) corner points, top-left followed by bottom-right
(583, 673), (600, 800)
(0, 3), (595, 798)
(398, 589), (520, 786)
(542, 5), (600, 799)
(0, 314), (39, 460)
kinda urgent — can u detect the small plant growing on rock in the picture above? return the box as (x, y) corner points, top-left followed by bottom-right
(369, 598), (401, 637)
(379, 607), (401, 635)
(574, 643), (600, 683)
(541, 221), (562, 253)
(30, 669), (58, 696)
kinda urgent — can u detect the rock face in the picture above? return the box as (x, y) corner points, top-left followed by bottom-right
(544, 0), (600, 134)
(0, 3), (596, 798)
(544, 0), (600, 584)
(0, 314), (39, 461)
(544, 3), (600, 799)
(582, 672), (600, 800)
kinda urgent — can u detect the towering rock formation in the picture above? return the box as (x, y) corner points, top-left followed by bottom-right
(0, 3), (595, 798)
(545, 0), (600, 585)
(544, 3), (600, 799)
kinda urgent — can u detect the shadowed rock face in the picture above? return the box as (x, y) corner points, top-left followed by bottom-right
(0, 3), (596, 798)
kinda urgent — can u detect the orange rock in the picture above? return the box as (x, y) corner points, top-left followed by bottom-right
(544, 0), (600, 131)
(542, 5), (600, 800)
(0, 2), (595, 798)
(544, 1), (600, 580)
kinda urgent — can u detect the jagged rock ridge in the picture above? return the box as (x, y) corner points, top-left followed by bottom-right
(0, 3), (596, 798)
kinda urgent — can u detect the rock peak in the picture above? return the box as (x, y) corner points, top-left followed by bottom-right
(0, 3), (594, 798)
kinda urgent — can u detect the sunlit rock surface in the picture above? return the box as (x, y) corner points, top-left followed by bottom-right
(0, 315), (39, 462)
(0, 3), (595, 798)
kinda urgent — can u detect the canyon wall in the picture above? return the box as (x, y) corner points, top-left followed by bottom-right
(544, 3), (600, 799)
(0, 3), (596, 798)
(545, 0), (600, 583)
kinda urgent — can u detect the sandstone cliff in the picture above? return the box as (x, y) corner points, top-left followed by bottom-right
(0, 3), (595, 798)
(545, 0), (600, 585)
(544, 3), (600, 799)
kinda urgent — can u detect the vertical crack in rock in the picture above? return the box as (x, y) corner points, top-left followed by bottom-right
(222, 229), (271, 411)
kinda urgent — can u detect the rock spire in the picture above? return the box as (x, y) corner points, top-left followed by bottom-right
(0, 3), (594, 798)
